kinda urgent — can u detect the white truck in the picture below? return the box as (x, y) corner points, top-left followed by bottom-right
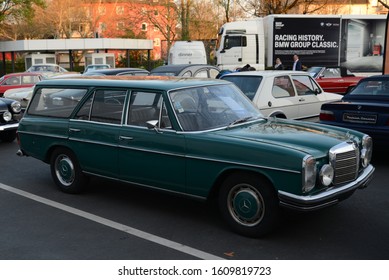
(168, 41), (207, 65)
(216, 14), (386, 72)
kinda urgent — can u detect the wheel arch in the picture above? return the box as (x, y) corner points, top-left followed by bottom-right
(207, 168), (277, 202)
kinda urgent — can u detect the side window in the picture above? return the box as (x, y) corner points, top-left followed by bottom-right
(323, 68), (341, 78)
(5, 76), (20, 85)
(181, 71), (193, 77)
(272, 76), (294, 98)
(292, 75), (319, 96)
(28, 87), (88, 118)
(224, 36), (247, 49)
(194, 69), (208, 78)
(127, 91), (172, 129)
(89, 90), (126, 124)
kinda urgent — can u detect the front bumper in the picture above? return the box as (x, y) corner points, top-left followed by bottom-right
(278, 164), (375, 211)
(0, 122), (19, 132)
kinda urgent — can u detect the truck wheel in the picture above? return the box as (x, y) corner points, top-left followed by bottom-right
(0, 130), (16, 143)
(218, 173), (279, 237)
(50, 148), (88, 194)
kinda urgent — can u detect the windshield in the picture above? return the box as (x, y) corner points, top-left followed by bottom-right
(306, 67), (322, 78)
(349, 79), (389, 96)
(222, 75), (263, 100)
(169, 84), (262, 131)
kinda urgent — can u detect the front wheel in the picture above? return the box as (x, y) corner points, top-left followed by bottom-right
(50, 148), (88, 194)
(218, 173), (279, 237)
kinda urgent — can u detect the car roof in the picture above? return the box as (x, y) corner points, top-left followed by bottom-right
(35, 76), (230, 91)
(150, 64), (218, 74)
(222, 70), (308, 77)
(356, 74), (389, 81)
(2, 72), (43, 77)
(84, 68), (149, 75)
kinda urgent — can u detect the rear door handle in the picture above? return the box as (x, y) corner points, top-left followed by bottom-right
(69, 128), (81, 132)
(299, 98), (305, 102)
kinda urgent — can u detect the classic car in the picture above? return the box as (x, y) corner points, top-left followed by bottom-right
(0, 97), (22, 142)
(149, 64), (220, 78)
(221, 70), (342, 120)
(0, 72), (46, 96)
(83, 64), (111, 73)
(26, 63), (68, 73)
(17, 76), (374, 237)
(83, 67), (149, 76)
(320, 74), (389, 149)
(307, 66), (365, 95)
(3, 86), (34, 110)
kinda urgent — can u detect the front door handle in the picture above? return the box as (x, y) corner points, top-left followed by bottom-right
(119, 136), (134, 141)
(69, 128), (81, 132)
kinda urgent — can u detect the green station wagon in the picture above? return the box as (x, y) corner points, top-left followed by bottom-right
(17, 76), (375, 237)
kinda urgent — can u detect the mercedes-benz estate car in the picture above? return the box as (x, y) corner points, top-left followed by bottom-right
(16, 76), (375, 237)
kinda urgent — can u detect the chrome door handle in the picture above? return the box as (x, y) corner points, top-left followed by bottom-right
(69, 128), (81, 132)
(119, 136), (133, 141)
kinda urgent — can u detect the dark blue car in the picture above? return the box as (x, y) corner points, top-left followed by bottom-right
(320, 75), (389, 149)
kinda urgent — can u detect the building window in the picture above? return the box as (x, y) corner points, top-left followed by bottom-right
(141, 23), (148, 31)
(98, 22), (107, 32)
(154, 38), (160, 46)
(98, 6), (106, 15)
(154, 25), (159, 32)
(154, 10), (159, 16)
(116, 6), (124, 15)
(117, 21), (125, 30)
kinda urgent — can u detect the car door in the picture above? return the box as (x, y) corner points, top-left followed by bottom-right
(70, 88), (127, 178)
(291, 74), (323, 119)
(318, 67), (346, 93)
(118, 90), (186, 193)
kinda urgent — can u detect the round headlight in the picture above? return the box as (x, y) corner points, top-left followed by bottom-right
(319, 164), (334, 187)
(3, 111), (12, 122)
(361, 135), (373, 167)
(302, 155), (317, 193)
(11, 101), (22, 113)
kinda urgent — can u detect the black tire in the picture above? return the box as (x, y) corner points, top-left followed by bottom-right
(0, 130), (16, 143)
(218, 172), (279, 237)
(50, 147), (88, 194)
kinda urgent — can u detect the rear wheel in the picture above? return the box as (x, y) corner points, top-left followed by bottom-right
(50, 148), (88, 194)
(218, 173), (279, 237)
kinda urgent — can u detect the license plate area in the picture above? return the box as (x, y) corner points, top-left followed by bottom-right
(343, 113), (377, 124)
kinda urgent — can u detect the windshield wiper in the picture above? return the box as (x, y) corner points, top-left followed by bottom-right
(227, 116), (255, 129)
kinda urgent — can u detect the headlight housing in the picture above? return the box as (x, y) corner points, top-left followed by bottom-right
(361, 135), (373, 167)
(11, 101), (22, 113)
(319, 164), (334, 187)
(302, 155), (316, 193)
(3, 111), (12, 122)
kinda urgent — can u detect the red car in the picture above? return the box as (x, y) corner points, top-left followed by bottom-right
(0, 72), (46, 96)
(307, 66), (364, 95)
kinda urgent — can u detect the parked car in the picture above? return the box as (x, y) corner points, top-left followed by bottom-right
(3, 86), (34, 110)
(149, 64), (220, 78)
(26, 63), (68, 73)
(17, 76), (374, 237)
(221, 70), (342, 120)
(83, 64), (111, 73)
(0, 72), (46, 96)
(0, 97), (22, 142)
(320, 74), (389, 149)
(83, 68), (149, 76)
(307, 66), (365, 95)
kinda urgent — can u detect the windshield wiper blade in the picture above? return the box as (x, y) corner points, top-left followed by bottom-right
(227, 116), (254, 128)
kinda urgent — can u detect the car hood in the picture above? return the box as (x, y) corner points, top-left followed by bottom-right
(213, 118), (361, 157)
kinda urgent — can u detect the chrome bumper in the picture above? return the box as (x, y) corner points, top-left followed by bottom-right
(278, 164), (375, 211)
(0, 123), (19, 131)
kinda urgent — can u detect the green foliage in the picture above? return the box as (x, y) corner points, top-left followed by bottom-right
(0, 0), (46, 25)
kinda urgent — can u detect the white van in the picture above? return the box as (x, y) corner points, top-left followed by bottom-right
(168, 41), (207, 65)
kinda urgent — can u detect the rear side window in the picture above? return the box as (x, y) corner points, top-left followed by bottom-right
(76, 89), (127, 124)
(222, 76), (262, 100)
(28, 87), (88, 118)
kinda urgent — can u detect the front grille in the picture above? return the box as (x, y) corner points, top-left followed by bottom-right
(329, 142), (359, 185)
